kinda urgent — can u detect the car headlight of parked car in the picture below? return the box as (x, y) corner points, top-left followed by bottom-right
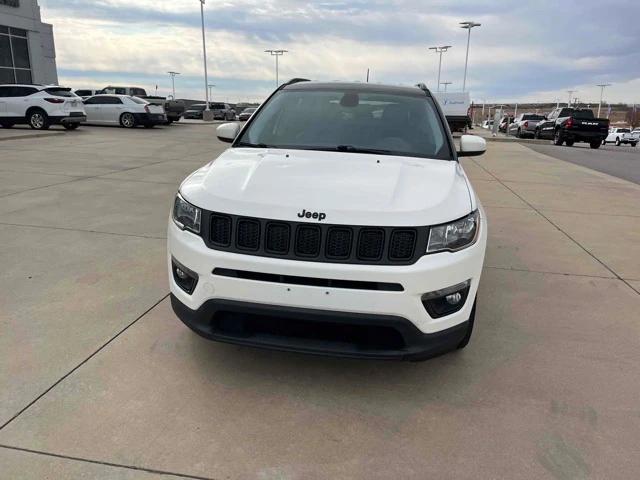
(173, 193), (201, 234)
(427, 210), (479, 253)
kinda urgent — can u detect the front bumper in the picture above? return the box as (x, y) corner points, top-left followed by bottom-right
(168, 209), (487, 357)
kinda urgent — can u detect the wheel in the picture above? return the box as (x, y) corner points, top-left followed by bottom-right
(120, 112), (136, 128)
(63, 123), (79, 130)
(456, 297), (477, 350)
(631, 143), (637, 147)
(28, 109), (50, 130)
(553, 130), (564, 146)
(590, 140), (601, 149)
(565, 140), (574, 147)
(615, 137), (621, 146)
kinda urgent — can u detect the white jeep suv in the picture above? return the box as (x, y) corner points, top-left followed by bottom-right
(168, 80), (488, 361)
(0, 84), (86, 130)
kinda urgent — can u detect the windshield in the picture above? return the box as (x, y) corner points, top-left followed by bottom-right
(45, 88), (75, 98)
(236, 88), (452, 160)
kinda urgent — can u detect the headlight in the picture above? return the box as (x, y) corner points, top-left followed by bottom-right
(172, 193), (201, 234)
(427, 211), (479, 253)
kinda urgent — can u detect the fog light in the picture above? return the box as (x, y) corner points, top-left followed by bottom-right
(446, 292), (462, 305)
(171, 258), (198, 294)
(421, 280), (471, 318)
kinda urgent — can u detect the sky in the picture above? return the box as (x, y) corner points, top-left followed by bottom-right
(40, 0), (640, 105)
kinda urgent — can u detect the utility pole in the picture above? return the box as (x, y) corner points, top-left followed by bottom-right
(264, 49), (288, 89)
(428, 45), (451, 92)
(460, 21), (481, 92)
(208, 84), (216, 103)
(440, 81), (452, 93)
(596, 83), (611, 118)
(366, 68), (369, 83)
(567, 90), (575, 107)
(167, 71), (180, 99)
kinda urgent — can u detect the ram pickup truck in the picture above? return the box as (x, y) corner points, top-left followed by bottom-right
(98, 86), (185, 123)
(535, 107), (608, 148)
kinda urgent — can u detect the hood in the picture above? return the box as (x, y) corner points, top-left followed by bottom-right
(180, 148), (472, 227)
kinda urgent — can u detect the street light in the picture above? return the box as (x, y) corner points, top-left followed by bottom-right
(208, 83), (216, 103)
(428, 45), (451, 92)
(264, 49), (288, 88)
(167, 71), (180, 98)
(440, 81), (452, 93)
(596, 83), (611, 118)
(460, 21), (481, 92)
(198, 0), (211, 117)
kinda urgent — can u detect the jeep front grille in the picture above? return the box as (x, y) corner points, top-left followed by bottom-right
(203, 211), (429, 265)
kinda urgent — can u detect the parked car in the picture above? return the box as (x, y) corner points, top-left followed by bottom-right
(238, 107), (257, 121)
(169, 80), (488, 361)
(182, 103), (209, 120)
(630, 128), (640, 144)
(210, 102), (236, 121)
(535, 107), (609, 148)
(433, 92), (471, 132)
(603, 127), (637, 147)
(498, 115), (514, 133)
(507, 113), (546, 138)
(83, 94), (166, 128)
(74, 89), (100, 100)
(98, 86), (184, 123)
(0, 84), (86, 130)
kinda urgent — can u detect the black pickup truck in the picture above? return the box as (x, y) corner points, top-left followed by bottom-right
(535, 107), (609, 149)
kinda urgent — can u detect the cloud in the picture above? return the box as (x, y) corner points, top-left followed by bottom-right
(39, 0), (640, 103)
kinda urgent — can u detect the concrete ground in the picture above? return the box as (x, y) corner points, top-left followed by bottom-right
(1, 125), (639, 479)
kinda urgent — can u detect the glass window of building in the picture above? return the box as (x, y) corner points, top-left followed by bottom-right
(0, 24), (32, 83)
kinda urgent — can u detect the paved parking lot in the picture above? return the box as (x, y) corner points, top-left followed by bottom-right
(1, 126), (639, 479)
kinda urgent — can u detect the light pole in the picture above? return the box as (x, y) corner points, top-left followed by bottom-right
(208, 83), (216, 102)
(460, 21), (481, 92)
(264, 49), (288, 89)
(567, 90), (575, 107)
(167, 71), (180, 99)
(596, 83), (611, 118)
(429, 45), (451, 92)
(440, 81), (452, 93)
(198, 0), (211, 118)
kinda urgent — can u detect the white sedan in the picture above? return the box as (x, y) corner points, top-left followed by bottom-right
(83, 94), (166, 128)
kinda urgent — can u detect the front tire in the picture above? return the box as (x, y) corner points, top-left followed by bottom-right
(28, 109), (50, 130)
(63, 123), (79, 130)
(615, 137), (621, 146)
(590, 140), (601, 149)
(553, 130), (564, 146)
(631, 142), (637, 147)
(120, 113), (136, 128)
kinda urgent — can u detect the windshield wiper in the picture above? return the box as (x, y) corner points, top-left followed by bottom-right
(335, 145), (394, 155)
(236, 141), (273, 148)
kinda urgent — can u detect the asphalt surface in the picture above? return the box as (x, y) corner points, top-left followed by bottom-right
(1, 127), (639, 479)
(524, 142), (640, 185)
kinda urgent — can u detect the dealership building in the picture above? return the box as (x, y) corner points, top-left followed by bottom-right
(0, 0), (57, 84)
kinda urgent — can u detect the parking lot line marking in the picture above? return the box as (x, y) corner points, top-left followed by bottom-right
(0, 222), (167, 240)
(472, 158), (640, 297)
(0, 445), (215, 480)
(0, 294), (169, 433)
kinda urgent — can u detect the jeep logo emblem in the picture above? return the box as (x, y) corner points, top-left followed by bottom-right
(297, 209), (326, 221)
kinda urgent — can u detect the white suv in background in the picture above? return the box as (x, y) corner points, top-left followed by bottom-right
(0, 84), (86, 130)
(169, 81), (488, 361)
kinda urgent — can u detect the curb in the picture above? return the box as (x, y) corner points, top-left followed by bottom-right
(0, 131), (65, 142)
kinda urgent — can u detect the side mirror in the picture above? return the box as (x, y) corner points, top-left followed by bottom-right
(216, 122), (240, 143)
(457, 135), (486, 157)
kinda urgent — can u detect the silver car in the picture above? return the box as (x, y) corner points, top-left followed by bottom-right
(508, 113), (546, 138)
